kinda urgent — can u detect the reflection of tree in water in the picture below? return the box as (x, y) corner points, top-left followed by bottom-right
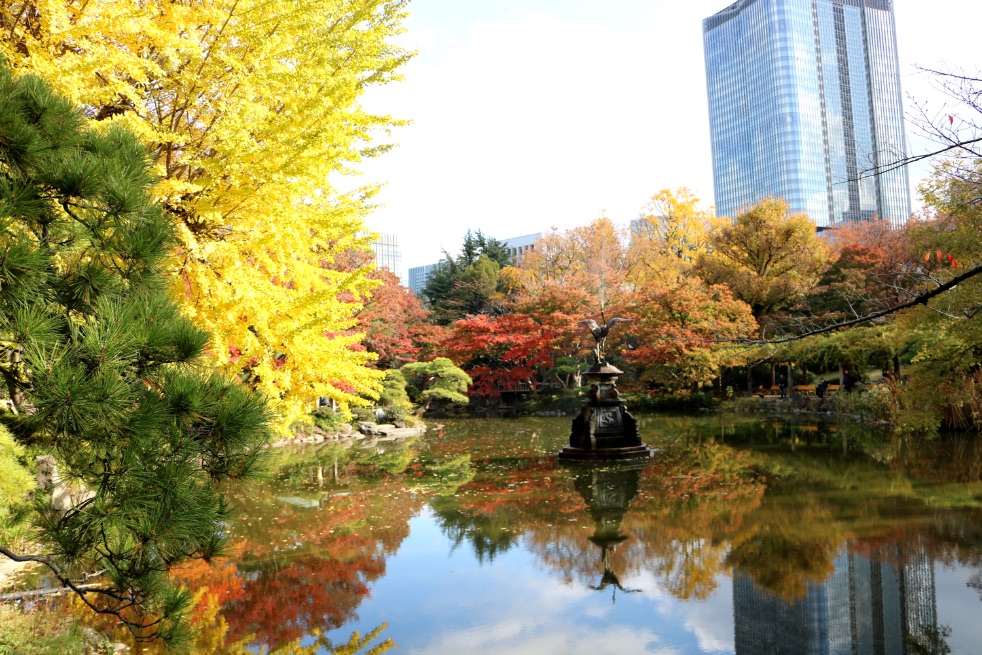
(906, 625), (952, 655)
(429, 456), (580, 563)
(430, 498), (521, 563)
(457, 425), (976, 655)
(895, 433), (982, 483)
(92, 576), (396, 655)
(517, 443), (765, 599)
(159, 439), (446, 651)
(197, 419), (978, 655)
(625, 443), (767, 601)
(726, 501), (841, 601)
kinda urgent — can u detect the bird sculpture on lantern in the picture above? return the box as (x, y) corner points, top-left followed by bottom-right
(579, 317), (631, 365)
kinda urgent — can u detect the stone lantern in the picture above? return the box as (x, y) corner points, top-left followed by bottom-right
(559, 319), (653, 461)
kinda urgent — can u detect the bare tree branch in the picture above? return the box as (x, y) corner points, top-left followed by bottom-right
(856, 137), (982, 181)
(731, 263), (982, 345)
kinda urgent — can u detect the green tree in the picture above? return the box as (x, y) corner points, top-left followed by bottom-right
(402, 358), (471, 415)
(0, 424), (33, 548)
(422, 231), (512, 324)
(378, 369), (413, 422)
(889, 161), (982, 431)
(0, 68), (271, 647)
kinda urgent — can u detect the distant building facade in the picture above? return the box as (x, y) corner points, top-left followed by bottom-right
(500, 233), (542, 264)
(407, 262), (441, 296)
(703, 0), (911, 228)
(369, 233), (403, 283)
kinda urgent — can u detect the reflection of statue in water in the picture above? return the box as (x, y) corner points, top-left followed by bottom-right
(579, 317), (631, 365)
(589, 536), (642, 600)
(572, 464), (645, 602)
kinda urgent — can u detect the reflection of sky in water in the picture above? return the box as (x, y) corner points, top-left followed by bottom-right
(330, 507), (732, 655)
(326, 505), (982, 655)
(936, 564), (982, 655)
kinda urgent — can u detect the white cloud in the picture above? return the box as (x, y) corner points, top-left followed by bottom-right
(628, 568), (736, 654)
(406, 619), (677, 655)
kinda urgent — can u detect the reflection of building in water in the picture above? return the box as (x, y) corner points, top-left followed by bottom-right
(733, 550), (936, 655)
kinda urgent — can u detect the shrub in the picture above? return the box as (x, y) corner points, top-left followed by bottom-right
(521, 388), (584, 413)
(350, 407), (378, 423)
(0, 424), (34, 550)
(310, 407), (350, 433)
(625, 391), (719, 412)
(0, 605), (87, 655)
(834, 385), (894, 423)
(0, 424), (33, 509)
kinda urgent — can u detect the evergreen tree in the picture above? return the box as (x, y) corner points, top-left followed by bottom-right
(421, 231), (513, 324)
(0, 67), (272, 648)
(402, 359), (471, 415)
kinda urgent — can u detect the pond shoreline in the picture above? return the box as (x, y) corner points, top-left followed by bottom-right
(271, 421), (427, 448)
(716, 395), (894, 427)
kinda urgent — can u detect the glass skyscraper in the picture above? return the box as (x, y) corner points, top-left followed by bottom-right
(703, 0), (911, 228)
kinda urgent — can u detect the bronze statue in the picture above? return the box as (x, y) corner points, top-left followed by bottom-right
(579, 317), (631, 364)
(561, 316), (649, 461)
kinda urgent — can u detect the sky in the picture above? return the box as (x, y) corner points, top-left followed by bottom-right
(352, 0), (982, 278)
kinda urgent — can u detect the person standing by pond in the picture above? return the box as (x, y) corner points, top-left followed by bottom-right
(778, 374), (787, 398)
(843, 369), (855, 393)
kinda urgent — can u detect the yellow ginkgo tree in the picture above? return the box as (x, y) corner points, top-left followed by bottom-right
(1, 0), (412, 423)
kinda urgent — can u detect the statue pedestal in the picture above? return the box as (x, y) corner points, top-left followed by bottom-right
(558, 363), (653, 462)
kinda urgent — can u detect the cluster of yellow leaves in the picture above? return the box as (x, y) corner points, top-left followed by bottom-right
(698, 197), (830, 320)
(1, 0), (412, 425)
(627, 187), (713, 288)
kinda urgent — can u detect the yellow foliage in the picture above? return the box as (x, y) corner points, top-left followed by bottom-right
(1, 0), (413, 426)
(699, 198), (830, 319)
(628, 187), (713, 287)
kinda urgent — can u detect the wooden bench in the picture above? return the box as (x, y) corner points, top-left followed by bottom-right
(758, 385), (783, 398)
(794, 385), (816, 396)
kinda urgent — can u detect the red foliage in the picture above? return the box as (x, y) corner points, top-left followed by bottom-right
(171, 548), (247, 623)
(358, 270), (442, 368)
(442, 312), (581, 397)
(228, 343), (242, 365)
(825, 219), (920, 307)
(217, 480), (423, 649)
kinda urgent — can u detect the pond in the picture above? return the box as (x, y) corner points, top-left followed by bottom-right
(169, 414), (982, 654)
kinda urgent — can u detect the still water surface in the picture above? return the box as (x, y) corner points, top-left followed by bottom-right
(184, 414), (982, 654)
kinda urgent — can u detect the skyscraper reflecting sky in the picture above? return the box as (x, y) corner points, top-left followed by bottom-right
(703, 0), (910, 228)
(732, 549), (938, 655)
